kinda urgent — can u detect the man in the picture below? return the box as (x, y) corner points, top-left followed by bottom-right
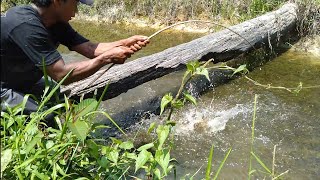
(1, 0), (149, 120)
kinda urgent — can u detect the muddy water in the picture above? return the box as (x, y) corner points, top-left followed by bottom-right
(61, 21), (320, 179)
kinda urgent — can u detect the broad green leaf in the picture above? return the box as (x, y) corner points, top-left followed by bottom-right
(110, 137), (123, 145)
(163, 151), (170, 173)
(101, 146), (111, 155)
(160, 94), (173, 115)
(7, 117), (15, 128)
(171, 100), (184, 109)
(196, 67), (210, 81)
(124, 152), (137, 160)
(135, 150), (151, 172)
(32, 170), (49, 180)
(155, 150), (170, 175)
(1, 149), (13, 176)
(45, 140), (55, 149)
(154, 168), (161, 179)
(186, 61), (200, 73)
(86, 139), (99, 159)
(119, 141), (134, 150)
(98, 156), (109, 168)
(74, 99), (98, 119)
(172, 99), (184, 109)
(26, 132), (44, 154)
(59, 159), (66, 166)
(167, 165), (174, 173)
(157, 125), (170, 150)
(107, 150), (119, 164)
(137, 142), (154, 151)
(232, 64), (248, 76)
(68, 120), (89, 141)
(147, 122), (156, 134)
(184, 92), (197, 105)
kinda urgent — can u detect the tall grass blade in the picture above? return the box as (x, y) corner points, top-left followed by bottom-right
(19, 94), (31, 116)
(213, 147), (232, 180)
(205, 144), (214, 180)
(65, 142), (80, 173)
(86, 111), (126, 135)
(42, 58), (50, 88)
(95, 82), (110, 111)
(248, 94), (258, 180)
(251, 152), (271, 174)
(38, 69), (74, 111)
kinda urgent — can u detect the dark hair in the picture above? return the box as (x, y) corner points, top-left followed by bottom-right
(32, 0), (53, 7)
(32, 0), (68, 7)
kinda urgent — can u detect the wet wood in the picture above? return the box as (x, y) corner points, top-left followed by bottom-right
(61, 3), (298, 100)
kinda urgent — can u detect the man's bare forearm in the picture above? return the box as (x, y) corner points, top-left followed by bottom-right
(48, 56), (110, 85)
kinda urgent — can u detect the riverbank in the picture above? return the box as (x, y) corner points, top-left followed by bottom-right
(290, 35), (320, 57)
(73, 13), (215, 34)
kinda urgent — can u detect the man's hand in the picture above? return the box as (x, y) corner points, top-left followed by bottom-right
(121, 35), (149, 52)
(100, 46), (135, 64)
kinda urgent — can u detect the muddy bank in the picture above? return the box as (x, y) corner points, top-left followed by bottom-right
(290, 35), (320, 57)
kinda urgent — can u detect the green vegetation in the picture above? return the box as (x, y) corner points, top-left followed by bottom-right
(0, 68), (176, 179)
(1, 59), (299, 179)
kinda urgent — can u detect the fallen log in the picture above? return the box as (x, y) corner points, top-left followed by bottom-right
(61, 3), (298, 100)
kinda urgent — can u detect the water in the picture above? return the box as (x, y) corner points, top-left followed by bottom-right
(126, 51), (320, 179)
(61, 21), (320, 179)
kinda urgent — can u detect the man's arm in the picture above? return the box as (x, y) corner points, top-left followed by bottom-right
(71, 35), (149, 58)
(46, 46), (134, 85)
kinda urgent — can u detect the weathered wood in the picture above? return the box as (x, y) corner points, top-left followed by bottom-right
(61, 3), (298, 100)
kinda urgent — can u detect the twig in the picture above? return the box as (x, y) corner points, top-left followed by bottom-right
(78, 64), (114, 96)
(272, 170), (289, 180)
(244, 76), (320, 92)
(272, 145), (277, 177)
(148, 20), (254, 48)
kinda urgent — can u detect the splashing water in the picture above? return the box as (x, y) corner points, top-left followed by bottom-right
(174, 104), (251, 135)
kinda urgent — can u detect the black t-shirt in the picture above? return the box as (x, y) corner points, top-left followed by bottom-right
(1, 5), (89, 90)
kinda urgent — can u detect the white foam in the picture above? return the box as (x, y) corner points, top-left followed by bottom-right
(175, 104), (250, 134)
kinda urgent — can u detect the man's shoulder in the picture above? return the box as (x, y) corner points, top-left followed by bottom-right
(2, 5), (41, 31)
(1, 5), (46, 42)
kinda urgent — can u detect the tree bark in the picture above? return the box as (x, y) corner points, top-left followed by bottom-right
(61, 3), (298, 100)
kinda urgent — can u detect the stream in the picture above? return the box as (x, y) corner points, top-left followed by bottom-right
(62, 20), (320, 179)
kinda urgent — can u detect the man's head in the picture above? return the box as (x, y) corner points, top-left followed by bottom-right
(32, 0), (93, 8)
(32, 0), (93, 23)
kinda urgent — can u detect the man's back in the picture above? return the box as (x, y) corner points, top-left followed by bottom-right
(1, 5), (88, 90)
(1, 5), (52, 89)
